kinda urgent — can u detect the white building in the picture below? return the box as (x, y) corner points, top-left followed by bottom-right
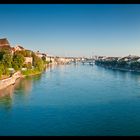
(24, 57), (33, 65)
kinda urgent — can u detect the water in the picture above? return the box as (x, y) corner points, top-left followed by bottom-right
(1, 64), (140, 136)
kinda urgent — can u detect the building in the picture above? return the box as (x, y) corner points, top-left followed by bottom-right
(12, 45), (25, 52)
(45, 54), (55, 63)
(24, 57), (33, 65)
(118, 55), (140, 62)
(137, 58), (140, 62)
(54, 57), (73, 64)
(0, 38), (12, 51)
(35, 51), (46, 58)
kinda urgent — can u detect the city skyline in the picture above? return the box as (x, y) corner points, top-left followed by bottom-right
(0, 4), (140, 57)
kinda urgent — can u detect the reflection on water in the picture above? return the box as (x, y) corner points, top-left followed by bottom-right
(0, 84), (15, 110)
(1, 65), (140, 99)
(1, 64), (140, 135)
(0, 74), (42, 109)
(97, 66), (140, 83)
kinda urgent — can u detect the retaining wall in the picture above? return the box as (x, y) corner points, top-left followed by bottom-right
(0, 71), (21, 90)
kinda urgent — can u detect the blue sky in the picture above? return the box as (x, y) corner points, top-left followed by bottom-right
(0, 4), (140, 57)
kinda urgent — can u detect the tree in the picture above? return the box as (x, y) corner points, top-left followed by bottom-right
(33, 55), (44, 71)
(0, 52), (5, 61)
(42, 56), (46, 63)
(130, 61), (140, 69)
(46, 61), (50, 64)
(0, 49), (12, 61)
(0, 61), (9, 76)
(0, 49), (12, 76)
(25, 50), (32, 57)
(2, 53), (12, 68)
(14, 50), (32, 57)
(0, 62), (4, 78)
(23, 62), (32, 69)
(117, 60), (127, 68)
(12, 53), (25, 70)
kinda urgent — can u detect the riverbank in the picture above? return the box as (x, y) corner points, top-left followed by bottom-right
(0, 71), (21, 90)
(0, 75), (10, 80)
(21, 63), (55, 77)
(21, 69), (42, 77)
(0, 70), (42, 90)
(0, 63), (55, 90)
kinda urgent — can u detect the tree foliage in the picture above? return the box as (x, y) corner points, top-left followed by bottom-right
(0, 49), (45, 78)
(32, 54), (44, 71)
(0, 62), (5, 78)
(14, 50), (32, 57)
(12, 53), (25, 70)
(23, 62), (32, 69)
(95, 58), (140, 71)
(2, 53), (12, 68)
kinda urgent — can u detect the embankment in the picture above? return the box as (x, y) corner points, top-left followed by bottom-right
(0, 71), (21, 90)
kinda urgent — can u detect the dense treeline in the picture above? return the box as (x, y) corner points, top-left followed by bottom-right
(95, 59), (140, 71)
(0, 49), (47, 78)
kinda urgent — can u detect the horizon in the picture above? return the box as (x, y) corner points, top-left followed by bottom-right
(1, 36), (139, 58)
(0, 4), (140, 57)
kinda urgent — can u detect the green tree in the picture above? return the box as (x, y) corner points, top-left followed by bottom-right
(0, 61), (9, 76)
(2, 53), (12, 68)
(33, 55), (44, 71)
(12, 53), (25, 70)
(25, 50), (32, 57)
(130, 61), (140, 69)
(46, 61), (50, 64)
(0, 49), (12, 61)
(0, 52), (5, 61)
(0, 62), (4, 78)
(23, 62), (32, 69)
(42, 56), (46, 63)
(117, 60), (127, 68)
(14, 50), (32, 57)
(0, 49), (12, 76)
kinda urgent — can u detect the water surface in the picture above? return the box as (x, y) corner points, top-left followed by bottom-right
(0, 64), (140, 136)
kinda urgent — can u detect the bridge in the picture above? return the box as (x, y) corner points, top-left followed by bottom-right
(49, 56), (96, 66)
(81, 59), (95, 65)
(72, 58), (95, 65)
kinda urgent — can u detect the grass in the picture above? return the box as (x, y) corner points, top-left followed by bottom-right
(21, 69), (42, 77)
(0, 75), (10, 80)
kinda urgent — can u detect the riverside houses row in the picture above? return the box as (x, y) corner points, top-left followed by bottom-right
(0, 38), (73, 66)
(95, 55), (140, 63)
(95, 55), (140, 72)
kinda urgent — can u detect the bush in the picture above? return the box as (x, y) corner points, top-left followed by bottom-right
(21, 69), (41, 76)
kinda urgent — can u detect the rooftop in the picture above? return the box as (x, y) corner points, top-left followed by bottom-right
(0, 38), (10, 46)
(0, 38), (11, 50)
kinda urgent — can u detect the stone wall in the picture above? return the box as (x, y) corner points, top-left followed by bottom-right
(0, 71), (21, 90)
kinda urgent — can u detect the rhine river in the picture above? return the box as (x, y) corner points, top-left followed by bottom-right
(1, 63), (140, 136)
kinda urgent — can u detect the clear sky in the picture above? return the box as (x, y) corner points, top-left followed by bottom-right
(0, 4), (140, 57)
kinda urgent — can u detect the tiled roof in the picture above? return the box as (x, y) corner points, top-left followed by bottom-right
(0, 38), (10, 46)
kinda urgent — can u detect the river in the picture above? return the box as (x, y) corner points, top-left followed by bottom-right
(0, 63), (140, 136)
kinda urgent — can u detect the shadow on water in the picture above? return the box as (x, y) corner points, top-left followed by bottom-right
(0, 86), (14, 110)
(110, 68), (140, 82)
(95, 65), (140, 82)
(0, 74), (42, 110)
